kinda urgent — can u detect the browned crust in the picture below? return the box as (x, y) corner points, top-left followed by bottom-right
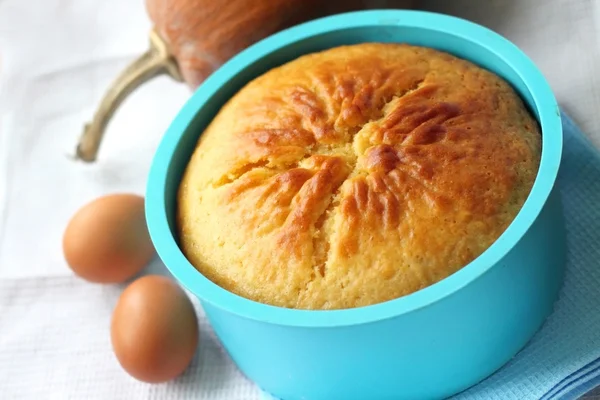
(176, 43), (541, 310)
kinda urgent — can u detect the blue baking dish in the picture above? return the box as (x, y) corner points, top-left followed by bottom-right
(145, 10), (566, 400)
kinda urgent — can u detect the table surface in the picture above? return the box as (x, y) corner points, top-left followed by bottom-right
(584, 388), (600, 399)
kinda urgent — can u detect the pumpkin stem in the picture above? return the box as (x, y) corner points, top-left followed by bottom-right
(75, 29), (182, 162)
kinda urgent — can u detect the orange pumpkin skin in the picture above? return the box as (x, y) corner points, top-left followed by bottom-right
(146, 0), (415, 88)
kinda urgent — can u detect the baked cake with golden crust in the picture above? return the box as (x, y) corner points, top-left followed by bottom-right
(176, 43), (541, 310)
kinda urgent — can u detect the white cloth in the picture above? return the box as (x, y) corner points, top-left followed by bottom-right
(0, 275), (260, 400)
(1, 0), (599, 399)
(421, 0), (600, 143)
(0, 0), (189, 279)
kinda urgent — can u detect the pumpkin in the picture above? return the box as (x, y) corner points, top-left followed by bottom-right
(76, 0), (415, 162)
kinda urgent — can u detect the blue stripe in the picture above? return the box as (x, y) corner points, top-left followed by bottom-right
(541, 358), (600, 400)
(555, 368), (600, 400)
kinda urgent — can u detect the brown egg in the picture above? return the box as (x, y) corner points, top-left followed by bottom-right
(111, 275), (199, 383)
(63, 193), (155, 283)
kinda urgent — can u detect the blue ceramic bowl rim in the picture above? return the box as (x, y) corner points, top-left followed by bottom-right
(146, 10), (562, 328)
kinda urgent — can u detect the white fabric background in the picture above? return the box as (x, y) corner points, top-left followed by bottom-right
(421, 0), (600, 143)
(0, 0), (599, 398)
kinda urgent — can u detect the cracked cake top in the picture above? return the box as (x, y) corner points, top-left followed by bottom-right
(176, 43), (541, 310)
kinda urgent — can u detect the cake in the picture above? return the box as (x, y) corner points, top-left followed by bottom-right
(176, 43), (541, 310)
